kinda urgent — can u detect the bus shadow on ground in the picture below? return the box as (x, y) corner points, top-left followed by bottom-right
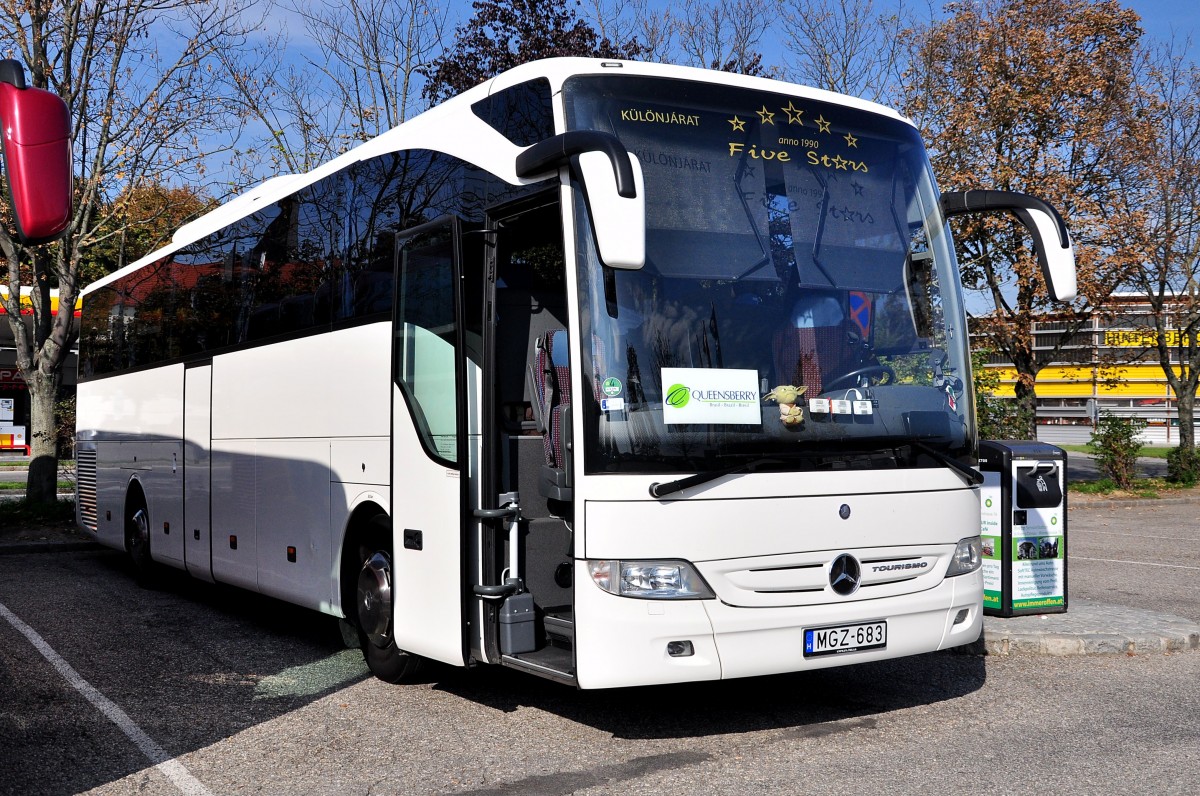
(431, 649), (987, 740)
(1, 549), (371, 796)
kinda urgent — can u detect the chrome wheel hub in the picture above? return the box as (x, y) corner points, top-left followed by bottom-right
(357, 551), (393, 649)
(130, 508), (149, 551)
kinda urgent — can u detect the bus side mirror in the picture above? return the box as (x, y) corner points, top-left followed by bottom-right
(941, 190), (1076, 302)
(0, 60), (72, 245)
(515, 130), (646, 270)
(574, 150), (645, 270)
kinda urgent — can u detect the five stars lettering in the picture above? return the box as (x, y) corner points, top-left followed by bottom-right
(722, 105), (868, 174)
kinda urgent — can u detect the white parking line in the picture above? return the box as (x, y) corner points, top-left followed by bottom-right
(0, 600), (213, 796)
(1072, 556), (1200, 572)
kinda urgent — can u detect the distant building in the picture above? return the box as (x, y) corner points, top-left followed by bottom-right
(0, 286), (79, 454)
(975, 291), (1198, 442)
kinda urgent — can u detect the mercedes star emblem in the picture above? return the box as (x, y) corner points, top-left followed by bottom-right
(829, 553), (861, 596)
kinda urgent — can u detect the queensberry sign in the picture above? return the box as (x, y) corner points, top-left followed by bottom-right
(661, 368), (761, 426)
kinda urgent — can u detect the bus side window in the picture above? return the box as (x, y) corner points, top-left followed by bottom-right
(395, 222), (460, 464)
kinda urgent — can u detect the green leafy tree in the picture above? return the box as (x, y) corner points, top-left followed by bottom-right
(1089, 412), (1145, 489)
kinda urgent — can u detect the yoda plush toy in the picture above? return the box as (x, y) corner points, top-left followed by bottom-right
(764, 384), (807, 427)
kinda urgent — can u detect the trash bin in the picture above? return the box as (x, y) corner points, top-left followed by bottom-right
(977, 440), (1068, 617)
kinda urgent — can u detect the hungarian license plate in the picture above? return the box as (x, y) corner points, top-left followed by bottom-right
(804, 621), (887, 657)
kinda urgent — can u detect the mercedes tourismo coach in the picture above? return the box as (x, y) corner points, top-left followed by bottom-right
(76, 58), (1076, 688)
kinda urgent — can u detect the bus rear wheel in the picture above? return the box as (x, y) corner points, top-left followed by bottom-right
(125, 494), (155, 585)
(354, 537), (425, 683)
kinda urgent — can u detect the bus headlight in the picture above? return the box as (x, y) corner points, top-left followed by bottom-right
(587, 560), (715, 599)
(946, 536), (983, 577)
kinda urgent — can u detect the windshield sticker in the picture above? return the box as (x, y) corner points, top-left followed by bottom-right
(621, 108), (701, 126)
(764, 384), (807, 429)
(601, 377), (623, 397)
(600, 397), (625, 412)
(662, 368), (761, 426)
(635, 150), (713, 173)
(727, 141), (791, 162)
(722, 104), (869, 173)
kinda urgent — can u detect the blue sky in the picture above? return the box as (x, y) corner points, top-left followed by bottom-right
(749, 0), (1200, 71)
(1124, 0), (1197, 48)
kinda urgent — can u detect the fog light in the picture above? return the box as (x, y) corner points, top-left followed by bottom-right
(953, 608), (969, 626)
(666, 640), (694, 657)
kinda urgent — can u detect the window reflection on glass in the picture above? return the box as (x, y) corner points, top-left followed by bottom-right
(565, 76), (974, 474)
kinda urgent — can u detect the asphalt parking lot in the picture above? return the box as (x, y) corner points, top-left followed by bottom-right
(0, 498), (1197, 796)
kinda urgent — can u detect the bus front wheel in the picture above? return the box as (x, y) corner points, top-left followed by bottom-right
(354, 536), (425, 683)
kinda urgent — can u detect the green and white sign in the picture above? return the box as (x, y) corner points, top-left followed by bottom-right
(1011, 534), (1066, 611)
(661, 367), (761, 426)
(1010, 461), (1066, 611)
(980, 472), (1003, 610)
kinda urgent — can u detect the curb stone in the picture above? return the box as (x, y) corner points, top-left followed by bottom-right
(1070, 495), (1200, 509)
(981, 599), (1200, 657)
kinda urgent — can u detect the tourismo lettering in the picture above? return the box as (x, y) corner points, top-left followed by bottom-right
(621, 109), (701, 126)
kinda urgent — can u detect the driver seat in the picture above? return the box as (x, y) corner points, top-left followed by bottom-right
(772, 321), (860, 394)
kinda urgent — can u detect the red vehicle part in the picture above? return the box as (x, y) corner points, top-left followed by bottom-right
(0, 60), (71, 245)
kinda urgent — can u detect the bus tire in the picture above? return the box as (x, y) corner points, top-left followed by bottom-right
(353, 527), (425, 683)
(125, 488), (155, 586)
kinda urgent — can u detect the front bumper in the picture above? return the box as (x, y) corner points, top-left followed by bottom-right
(573, 562), (982, 689)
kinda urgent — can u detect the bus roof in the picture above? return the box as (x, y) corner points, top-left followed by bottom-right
(83, 58), (912, 297)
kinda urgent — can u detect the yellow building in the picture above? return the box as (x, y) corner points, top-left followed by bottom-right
(978, 292), (1191, 438)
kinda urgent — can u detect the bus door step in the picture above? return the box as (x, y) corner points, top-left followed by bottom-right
(501, 647), (576, 685)
(543, 614), (574, 646)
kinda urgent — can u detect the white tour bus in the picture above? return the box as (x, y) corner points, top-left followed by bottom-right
(76, 58), (1076, 689)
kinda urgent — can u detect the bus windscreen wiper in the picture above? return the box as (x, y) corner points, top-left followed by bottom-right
(649, 460), (760, 499)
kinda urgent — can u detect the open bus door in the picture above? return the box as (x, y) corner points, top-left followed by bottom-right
(475, 193), (577, 684)
(389, 217), (483, 667)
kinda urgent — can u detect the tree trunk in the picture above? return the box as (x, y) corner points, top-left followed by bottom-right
(1013, 374), (1039, 440)
(24, 370), (61, 505)
(1178, 390), (1196, 452)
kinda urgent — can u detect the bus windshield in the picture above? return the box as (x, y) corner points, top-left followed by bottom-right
(563, 74), (974, 475)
